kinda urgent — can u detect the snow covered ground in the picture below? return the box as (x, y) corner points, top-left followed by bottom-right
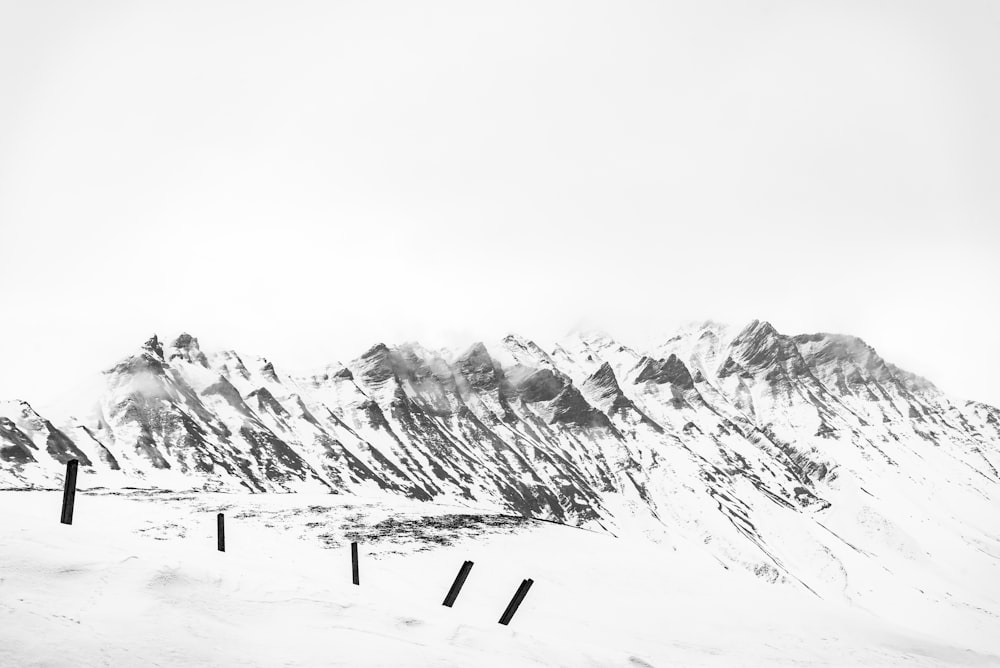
(1, 490), (997, 667)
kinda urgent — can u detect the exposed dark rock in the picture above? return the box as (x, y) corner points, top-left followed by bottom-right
(548, 386), (613, 429)
(0, 418), (36, 464)
(509, 367), (565, 403)
(635, 355), (695, 389)
(456, 342), (500, 391)
(143, 334), (164, 359)
(108, 351), (168, 379)
(170, 333), (210, 367)
(582, 363), (635, 415)
(261, 360), (280, 383)
(356, 344), (394, 385)
(332, 366), (354, 380)
(202, 378), (253, 416)
(44, 424), (92, 466)
(248, 387), (290, 418)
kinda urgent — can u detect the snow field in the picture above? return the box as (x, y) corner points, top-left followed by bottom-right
(1, 491), (998, 667)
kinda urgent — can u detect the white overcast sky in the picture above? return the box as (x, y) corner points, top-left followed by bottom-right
(1, 0), (998, 414)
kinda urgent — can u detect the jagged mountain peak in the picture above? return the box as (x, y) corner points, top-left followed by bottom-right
(260, 359), (280, 383)
(456, 342), (500, 387)
(330, 365), (354, 381)
(168, 333), (209, 367)
(211, 349), (252, 381)
(502, 333), (549, 357)
(581, 362), (638, 417)
(0, 399), (40, 425)
(142, 334), (164, 359)
(458, 341), (491, 362)
(352, 343), (392, 372)
(361, 342), (391, 360)
(587, 361), (617, 385)
(0, 398), (92, 467)
(692, 320), (734, 346)
(655, 320), (736, 382)
(352, 343), (397, 388)
(793, 333), (891, 374)
(496, 333), (558, 374)
(247, 386), (289, 417)
(635, 354), (695, 389)
(733, 319), (780, 344)
(548, 384), (613, 429)
(171, 332), (198, 348)
(508, 366), (565, 403)
(106, 346), (168, 379)
(720, 319), (804, 374)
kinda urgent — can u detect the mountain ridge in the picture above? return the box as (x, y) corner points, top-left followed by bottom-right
(2, 321), (999, 599)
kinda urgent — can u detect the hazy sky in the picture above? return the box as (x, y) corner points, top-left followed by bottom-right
(1, 0), (998, 414)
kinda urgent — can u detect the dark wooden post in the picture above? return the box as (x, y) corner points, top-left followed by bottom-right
(217, 513), (225, 552)
(498, 578), (534, 625)
(351, 541), (359, 585)
(442, 560), (474, 607)
(60, 459), (79, 525)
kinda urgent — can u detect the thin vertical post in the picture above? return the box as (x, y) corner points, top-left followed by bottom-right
(498, 578), (534, 625)
(351, 541), (359, 585)
(217, 513), (225, 552)
(442, 560), (474, 607)
(60, 459), (79, 525)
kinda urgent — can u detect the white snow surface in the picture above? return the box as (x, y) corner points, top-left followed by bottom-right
(2, 490), (998, 668)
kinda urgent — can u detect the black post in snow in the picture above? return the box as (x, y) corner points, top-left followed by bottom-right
(351, 541), (359, 585)
(498, 578), (534, 625)
(442, 560), (474, 607)
(60, 459), (79, 525)
(217, 513), (226, 552)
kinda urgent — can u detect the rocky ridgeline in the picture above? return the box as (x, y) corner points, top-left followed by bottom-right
(2, 322), (999, 584)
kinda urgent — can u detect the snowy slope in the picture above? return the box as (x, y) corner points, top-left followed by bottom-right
(0, 322), (998, 634)
(1, 490), (997, 667)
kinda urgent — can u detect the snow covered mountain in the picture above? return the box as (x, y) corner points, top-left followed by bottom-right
(2, 322), (999, 605)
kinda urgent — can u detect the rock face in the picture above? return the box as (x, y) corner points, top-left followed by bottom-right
(1, 322), (999, 598)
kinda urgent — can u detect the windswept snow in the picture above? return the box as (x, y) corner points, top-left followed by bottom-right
(1, 490), (997, 667)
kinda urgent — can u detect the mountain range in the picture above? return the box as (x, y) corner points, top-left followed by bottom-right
(2, 320), (999, 596)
